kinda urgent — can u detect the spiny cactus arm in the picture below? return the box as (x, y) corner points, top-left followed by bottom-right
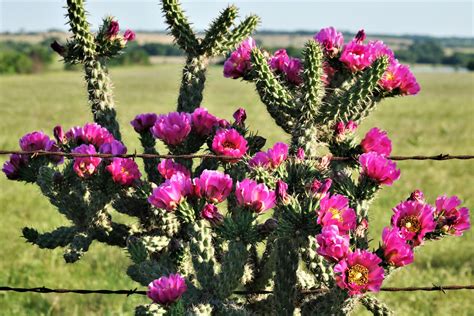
(215, 241), (249, 299)
(65, 0), (121, 139)
(246, 239), (275, 291)
(300, 288), (356, 316)
(66, 0), (96, 57)
(93, 221), (131, 247)
(301, 236), (334, 287)
(139, 132), (162, 183)
(360, 295), (394, 316)
(316, 57), (388, 128)
(127, 258), (174, 286)
(189, 220), (217, 291)
(215, 303), (250, 316)
(219, 15), (260, 54)
(161, 0), (199, 55)
(187, 304), (213, 315)
(274, 238), (299, 315)
(250, 49), (297, 134)
(63, 231), (93, 263)
(177, 55), (209, 113)
(135, 304), (167, 316)
(301, 40), (325, 116)
(200, 5), (238, 56)
(22, 226), (77, 249)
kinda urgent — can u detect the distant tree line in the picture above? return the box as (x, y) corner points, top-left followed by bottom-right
(1, 36), (473, 74)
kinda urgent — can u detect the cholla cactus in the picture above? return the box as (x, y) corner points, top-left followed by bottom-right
(1, 1), (470, 315)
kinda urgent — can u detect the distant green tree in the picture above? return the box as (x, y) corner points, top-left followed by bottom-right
(467, 60), (474, 71)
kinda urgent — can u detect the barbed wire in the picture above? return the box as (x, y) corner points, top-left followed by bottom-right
(0, 150), (473, 161)
(0, 285), (473, 297)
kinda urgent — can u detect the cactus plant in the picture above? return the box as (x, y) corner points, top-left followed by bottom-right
(1, 1), (471, 315)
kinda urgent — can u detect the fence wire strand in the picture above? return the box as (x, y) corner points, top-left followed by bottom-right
(0, 150), (473, 161)
(0, 285), (473, 297)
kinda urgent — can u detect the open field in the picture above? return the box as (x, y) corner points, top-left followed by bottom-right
(0, 64), (473, 315)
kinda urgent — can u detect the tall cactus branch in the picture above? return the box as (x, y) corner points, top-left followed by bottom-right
(66, 0), (121, 139)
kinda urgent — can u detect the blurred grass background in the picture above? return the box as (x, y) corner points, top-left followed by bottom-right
(0, 65), (473, 315)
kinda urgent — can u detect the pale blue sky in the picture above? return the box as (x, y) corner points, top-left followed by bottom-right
(0, 1), (473, 37)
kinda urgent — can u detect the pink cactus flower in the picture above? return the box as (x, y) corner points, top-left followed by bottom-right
(434, 195), (470, 236)
(360, 127), (392, 156)
(340, 41), (373, 72)
(322, 62), (336, 86)
(316, 225), (350, 262)
(123, 29), (136, 42)
(285, 57), (303, 85)
(2, 154), (28, 180)
(334, 249), (385, 295)
(211, 128), (248, 161)
(147, 274), (187, 305)
(130, 113), (158, 133)
(72, 144), (102, 178)
(148, 177), (186, 211)
(151, 112), (192, 146)
(269, 49), (290, 72)
(235, 178), (276, 213)
(379, 61), (420, 96)
(223, 37), (256, 79)
(317, 194), (357, 233)
(249, 142), (288, 169)
(381, 226), (414, 267)
(310, 178), (332, 198)
(367, 40), (395, 61)
(200, 203), (224, 225)
(314, 27), (344, 57)
(66, 123), (115, 148)
(335, 121), (358, 140)
(359, 152), (400, 186)
(193, 170), (233, 204)
(19, 131), (51, 151)
(391, 200), (436, 246)
(99, 140), (127, 156)
(107, 20), (120, 37)
(157, 159), (190, 179)
(276, 179), (290, 204)
(233, 108), (247, 125)
(106, 158), (141, 186)
(408, 189), (425, 204)
(191, 107), (219, 136)
(249, 151), (270, 168)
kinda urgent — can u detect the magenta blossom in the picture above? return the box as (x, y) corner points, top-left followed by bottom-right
(19, 131), (63, 164)
(269, 49), (290, 72)
(148, 178), (185, 211)
(360, 127), (392, 156)
(359, 152), (400, 186)
(211, 128), (248, 161)
(285, 57), (303, 85)
(367, 40), (395, 61)
(106, 158), (141, 186)
(379, 61), (420, 96)
(316, 225), (350, 262)
(191, 107), (219, 136)
(157, 159), (190, 179)
(310, 178), (332, 198)
(317, 194), (357, 233)
(99, 140), (127, 156)
(233, 108), (247, 125)
(65, 123), (115, 148)
(147, 274), (187, 305)
(335, 121), (358, 140)
(334, 249), (385, 295)
(123, 29), (135, 42)
(223, 37), (256, 79)
(130, 113), (158, 133)
(434, 195), (470, 236)
(249, 142), (288, 169)
(276, 180), (290, 204)
(72, 144), (102, 178)
(314, 27), (344, 57)
(408, 189), (425, 204)
(340, 41), (373, 72)
(193, 170), (233, 204)
(391, 200), (436, 246)
(200, 203), (224, 225)
(151, 112), (192, 146)
(107, 20), (120, 37)
(235, 178), (276, 213)
(381, 226), (414, 267)
(2, 154), (28, 180)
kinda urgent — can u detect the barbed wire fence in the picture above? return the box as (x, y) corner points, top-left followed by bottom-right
(1, 149), (473, 299)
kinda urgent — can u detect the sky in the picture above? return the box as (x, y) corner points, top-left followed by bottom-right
(0, 0), (473, 37)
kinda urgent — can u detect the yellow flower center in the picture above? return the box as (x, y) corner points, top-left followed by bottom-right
(329, 207), (343, 222)
(348, 264), (369, 286)
(400, 215), (421, 233)
(385, 71), (395, 81)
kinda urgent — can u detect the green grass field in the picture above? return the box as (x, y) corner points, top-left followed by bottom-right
(0, 65), (473, 315)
